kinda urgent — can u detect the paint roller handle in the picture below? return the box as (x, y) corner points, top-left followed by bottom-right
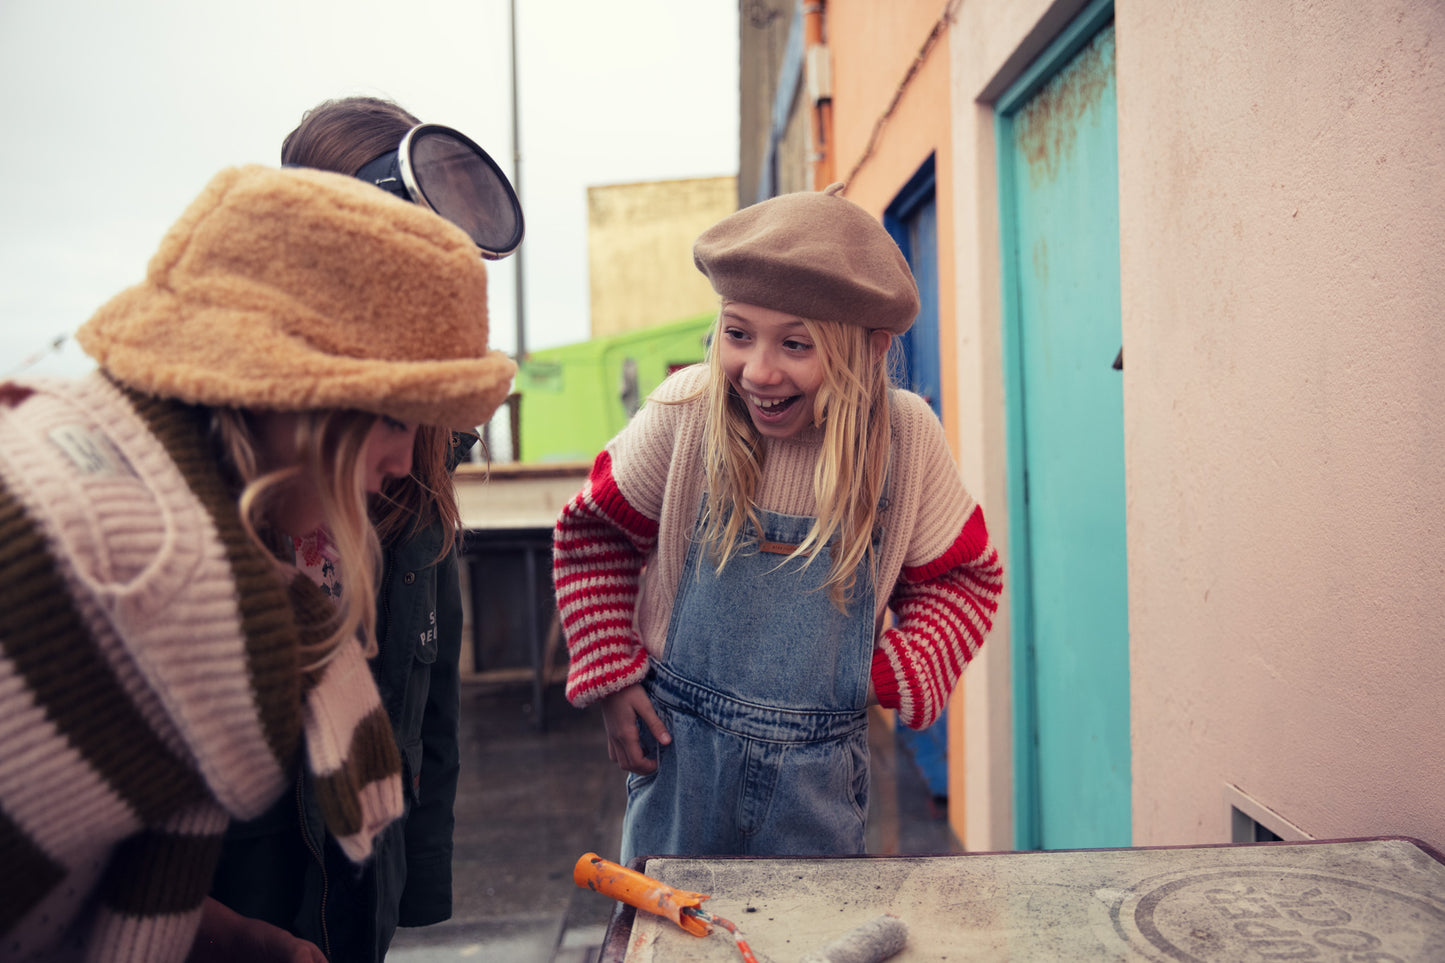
(572, 852), (714, 937)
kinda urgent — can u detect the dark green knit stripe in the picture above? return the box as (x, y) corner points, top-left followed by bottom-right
(0, 482), (209, 826)
(120, 386), (301, 771)
(312, 708), (401, 836)
(98, 824), (224, 916)
(0, 805), (66, 933)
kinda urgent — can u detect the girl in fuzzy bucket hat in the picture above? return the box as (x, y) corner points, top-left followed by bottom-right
(0, 164), (514, 962)
(553, 183), (1004, 862)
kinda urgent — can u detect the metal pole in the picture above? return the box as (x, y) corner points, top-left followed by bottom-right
(510, 0), (526, 361)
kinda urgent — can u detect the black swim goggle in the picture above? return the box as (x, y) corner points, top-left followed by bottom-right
(354, 123), (525, 260)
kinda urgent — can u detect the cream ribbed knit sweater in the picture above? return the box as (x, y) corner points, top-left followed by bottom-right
(554, 365), (1002, 729)
(0, 373), (402, 962)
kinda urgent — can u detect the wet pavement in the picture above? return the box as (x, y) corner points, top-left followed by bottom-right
(389, 681), (957, 962)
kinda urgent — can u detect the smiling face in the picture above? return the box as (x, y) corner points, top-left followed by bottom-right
(717, 302), (826, 440)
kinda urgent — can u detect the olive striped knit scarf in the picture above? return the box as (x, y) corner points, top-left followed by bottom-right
(0, 373), (402, 962)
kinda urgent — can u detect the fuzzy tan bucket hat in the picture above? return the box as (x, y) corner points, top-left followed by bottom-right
(77, 165), (515, 431)
(692, 183), (919, 334)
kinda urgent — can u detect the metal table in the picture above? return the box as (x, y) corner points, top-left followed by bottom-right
(600, 837), (1445, 961)
(455, 462), (587, 729)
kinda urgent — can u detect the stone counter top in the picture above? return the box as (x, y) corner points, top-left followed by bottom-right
(601, 838), (1445, 961)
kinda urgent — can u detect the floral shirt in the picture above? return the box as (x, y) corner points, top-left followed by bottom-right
(293, 529), (342, 599)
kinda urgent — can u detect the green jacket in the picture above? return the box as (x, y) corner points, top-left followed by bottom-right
(209, 519), (464, 961)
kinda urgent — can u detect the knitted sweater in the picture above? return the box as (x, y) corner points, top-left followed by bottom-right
(554, 365), (1002, 730)
(0, 373), (403, 963)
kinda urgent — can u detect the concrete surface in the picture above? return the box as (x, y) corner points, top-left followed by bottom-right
(614, 838), (1445, 962)
(388, 683), (956, 962)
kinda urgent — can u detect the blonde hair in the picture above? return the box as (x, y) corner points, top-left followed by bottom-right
(692, 308), (893, 610)
(213, 409), (385, 667)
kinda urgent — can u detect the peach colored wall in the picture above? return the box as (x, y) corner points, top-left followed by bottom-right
(1116, 1), (1445, 851)
(828, 0), (967, 840)
(831, 2), (957, 433)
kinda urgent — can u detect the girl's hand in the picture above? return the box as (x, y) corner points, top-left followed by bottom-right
(187, 897), (327, 963)
(600, 684), (671, 774)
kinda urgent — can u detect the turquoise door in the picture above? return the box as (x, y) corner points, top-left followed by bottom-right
(997, 0), (1130, 849)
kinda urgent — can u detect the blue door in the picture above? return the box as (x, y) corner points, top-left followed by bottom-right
(886, 157), (942, 417)
(997, 0), (1130, 849)
(885, 159), (948, 798)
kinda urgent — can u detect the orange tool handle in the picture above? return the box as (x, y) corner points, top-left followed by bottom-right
(573, 852), (713, 937)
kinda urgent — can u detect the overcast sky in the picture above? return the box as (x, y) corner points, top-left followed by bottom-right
(0, 0), (739, 378)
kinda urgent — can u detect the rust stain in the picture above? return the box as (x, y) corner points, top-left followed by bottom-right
(1015, 26), (1115, 186)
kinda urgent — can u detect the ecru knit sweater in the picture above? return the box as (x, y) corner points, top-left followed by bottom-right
(0, 373), (402, 962)
(554, 365), (1002, 729)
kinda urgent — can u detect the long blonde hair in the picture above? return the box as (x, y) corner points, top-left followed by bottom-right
(213, 409), (384, 667)
(693, 309), (893, 610)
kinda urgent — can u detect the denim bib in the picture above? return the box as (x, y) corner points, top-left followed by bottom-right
(620, 499), (877, 861)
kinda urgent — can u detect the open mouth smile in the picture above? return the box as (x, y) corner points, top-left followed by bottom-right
(746, 392), (802, 423)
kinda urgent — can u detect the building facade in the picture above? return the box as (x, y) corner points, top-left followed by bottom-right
(742, 0), (1445, 854)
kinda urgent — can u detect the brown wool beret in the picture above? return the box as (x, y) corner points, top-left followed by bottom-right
(693, 183), (920, 334)
(78, 165), (516, 431)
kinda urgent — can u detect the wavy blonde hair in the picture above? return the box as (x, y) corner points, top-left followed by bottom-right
(690, 308), (893, 611)
(213, 409), (386, 667)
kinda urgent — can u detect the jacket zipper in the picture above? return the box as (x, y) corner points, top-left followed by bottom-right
(296, 773), (331, 959)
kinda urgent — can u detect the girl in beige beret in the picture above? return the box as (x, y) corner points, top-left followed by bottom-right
(0, 164), (514, 962)
(554, 185), (1004, 862)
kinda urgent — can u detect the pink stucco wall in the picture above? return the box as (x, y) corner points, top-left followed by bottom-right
(1116, 1), (1445, 849)
(949, 0), (1445, 853)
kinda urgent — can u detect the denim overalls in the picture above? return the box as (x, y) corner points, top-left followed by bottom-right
(620, 499), (877, 862)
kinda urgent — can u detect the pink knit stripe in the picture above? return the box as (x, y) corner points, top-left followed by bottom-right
(908, 580), (991, 659)
(955, 547), (1005, 600)
(564, 648), (650, 706)
(554, 468), (655, 706)
(567, 642), (648, 682)
(885, 631), (928, 727)
(303, 640), (388, 773)
(906, 610), (973, 698)
(87, 909), (201, 963)
(87, 802), (228, 963)
(557, 581), (636, 607)
(563, 614), (638, 645)
(874, 555), (999, 730)
(49, 376), (290, 817)
(554, 550), (644, 583)
(332, 775), (406, 862)
(553, 541), (648, 572)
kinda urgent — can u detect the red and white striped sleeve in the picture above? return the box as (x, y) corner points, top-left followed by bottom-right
(553, 450), (659, 707)
(871, 505), (1003, 730)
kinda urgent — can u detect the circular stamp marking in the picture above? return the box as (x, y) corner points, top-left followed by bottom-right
(1109, 867), (1445, 962)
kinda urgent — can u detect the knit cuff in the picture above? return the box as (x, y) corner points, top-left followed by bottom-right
(870, 646), (902, 712)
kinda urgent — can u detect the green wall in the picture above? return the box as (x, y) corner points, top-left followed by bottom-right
(516, 312), (714, 463)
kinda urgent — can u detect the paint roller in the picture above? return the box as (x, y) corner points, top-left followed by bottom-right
(574, 853), (908, 963)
